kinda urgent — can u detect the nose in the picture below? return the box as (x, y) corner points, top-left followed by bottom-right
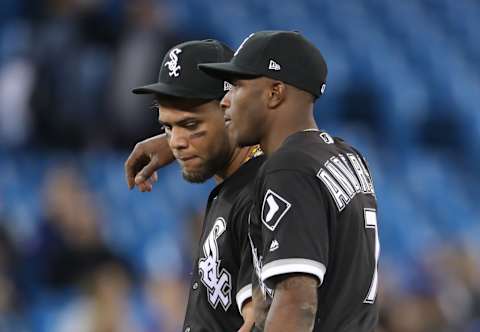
(169, 127), (188, 150)
(220, 90), (231, 112)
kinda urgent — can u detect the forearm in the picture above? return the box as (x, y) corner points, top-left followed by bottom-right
(263, 274), (318, 332)
(238, 299), (255, 332)
(143, 133), (175, 164)
(252, 280), (271, 330)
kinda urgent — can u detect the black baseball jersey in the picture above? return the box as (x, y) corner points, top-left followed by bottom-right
(183, 155), (265, 332)
(249, 130), (379, 331)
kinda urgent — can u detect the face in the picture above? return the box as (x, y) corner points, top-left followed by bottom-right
(221, 78), (269, 147)
(157, 98), (234, 183)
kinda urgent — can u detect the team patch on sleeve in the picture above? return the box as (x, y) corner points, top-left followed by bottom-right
(261, 189), (291, 231)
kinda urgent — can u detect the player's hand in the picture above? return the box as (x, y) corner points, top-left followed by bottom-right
(135, 171), (158, 193)
(124, 133), (175, 192)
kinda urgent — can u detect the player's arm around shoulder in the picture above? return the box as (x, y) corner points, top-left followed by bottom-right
(124, 133), (175, 192)
(264, 273), (318, 332)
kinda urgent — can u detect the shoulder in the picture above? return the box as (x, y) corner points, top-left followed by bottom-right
(263, 142), (330, 176)
(265, 131), (363, 174)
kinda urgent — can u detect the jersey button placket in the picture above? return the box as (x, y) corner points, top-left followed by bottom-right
(192, 282), (199, 290)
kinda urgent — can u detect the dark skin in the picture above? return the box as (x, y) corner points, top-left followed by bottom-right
(263, 275), (318, 332)
(252, 275), (271, 330)
(124, 95), (255, 331)
(222, 77), (317, 154)
(221, 78), (319, 331)
(125, 97), (251, 188)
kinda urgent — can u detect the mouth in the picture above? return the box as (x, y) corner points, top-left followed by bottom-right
(224, 116), (232, 127)
(177, 155), (198, 162)
(177, 156), (202, 171)
(174, 152), (198, 162)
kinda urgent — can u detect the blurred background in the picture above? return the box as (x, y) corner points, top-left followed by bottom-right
(0, 0), (479, 331)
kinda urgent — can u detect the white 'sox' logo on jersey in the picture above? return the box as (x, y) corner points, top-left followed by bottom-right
(198, 217), (232, 311)
(164, 48), (182, 77)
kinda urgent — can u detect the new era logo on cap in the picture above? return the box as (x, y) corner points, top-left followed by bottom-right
(224, 81), (233, 91)
(261, 189), (292, 231)
(268, 60), (281, 71)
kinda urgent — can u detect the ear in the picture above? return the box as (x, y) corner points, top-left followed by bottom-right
(266, 81), (286, 109)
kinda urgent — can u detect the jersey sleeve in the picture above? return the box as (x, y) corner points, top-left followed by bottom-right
(258, 169), (330, 289)
(231, 199), (254, 313)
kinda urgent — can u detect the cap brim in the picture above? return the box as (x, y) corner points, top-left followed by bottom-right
(198, 62), (259, 82)
(131, 82), (166, 95)
(132, 81), (220, 100)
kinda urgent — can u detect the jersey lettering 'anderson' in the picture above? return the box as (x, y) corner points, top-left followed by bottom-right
(249, 130), (379, 332)
(183, 155), (265, 332)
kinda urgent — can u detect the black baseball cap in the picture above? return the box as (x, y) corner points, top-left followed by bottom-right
(198, 31), (327, 98)
(132, 39), (234, 99)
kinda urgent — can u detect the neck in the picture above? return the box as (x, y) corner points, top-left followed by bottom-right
(261, 106), (317, 155)
(214, 146), (252, 184)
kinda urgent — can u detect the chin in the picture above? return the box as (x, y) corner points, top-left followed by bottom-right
(182, 170), (209, 183)
(236, 134), (260, 148)
(182, 164), (218, 183)
(229, 128), (249, 147)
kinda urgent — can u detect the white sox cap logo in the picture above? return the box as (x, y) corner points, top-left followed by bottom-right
(164, 48), (182, 77)
(261, 189), (291, 231)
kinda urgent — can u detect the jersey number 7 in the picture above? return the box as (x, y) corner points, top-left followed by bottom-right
(363, 208), (379, 304)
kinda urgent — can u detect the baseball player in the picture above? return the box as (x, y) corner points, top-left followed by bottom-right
(125, 39), (265, 332)
(199, 31), (380, 331)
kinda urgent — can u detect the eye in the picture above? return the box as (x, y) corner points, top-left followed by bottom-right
(184, 122), (198, 130)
